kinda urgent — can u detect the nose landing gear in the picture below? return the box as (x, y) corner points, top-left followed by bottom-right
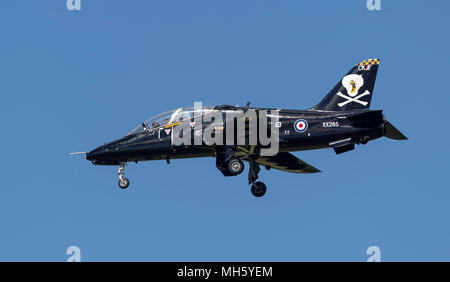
(118, 163), (130, 189)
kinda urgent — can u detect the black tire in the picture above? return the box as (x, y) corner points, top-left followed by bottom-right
(227, 159), (244, 175)
(118, 177), (130, 189)
(251, 181), (267, 197)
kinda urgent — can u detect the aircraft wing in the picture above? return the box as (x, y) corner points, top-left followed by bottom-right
(254, 152), (321, 174)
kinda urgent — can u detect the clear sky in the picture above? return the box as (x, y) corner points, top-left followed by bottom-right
(0, 0), (449, 262)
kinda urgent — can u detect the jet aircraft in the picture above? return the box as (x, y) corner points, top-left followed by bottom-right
(79, 58), (407, 197)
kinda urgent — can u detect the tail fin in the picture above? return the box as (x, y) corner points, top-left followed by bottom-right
(311, 58), (380, 111)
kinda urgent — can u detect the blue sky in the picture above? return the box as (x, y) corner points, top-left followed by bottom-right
(0, 0), (449, 261)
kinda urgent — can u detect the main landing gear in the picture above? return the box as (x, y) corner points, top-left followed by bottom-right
(251, 182), (267, 198)
(216, 148), (268, 197)
(227, 158), (245, 175)
(216, 148), (245, 176)
(118, 162), (130, 189)
(248, 161), (267, 197)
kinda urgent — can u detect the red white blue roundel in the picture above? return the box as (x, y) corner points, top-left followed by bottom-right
(294, 119), (308, 133)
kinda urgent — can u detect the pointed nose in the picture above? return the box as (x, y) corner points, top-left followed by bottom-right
(86, 144), (120, 165)
(86, 139), (126, 165)
(86, 134), (138, 165)
(86, 146), (107, 161)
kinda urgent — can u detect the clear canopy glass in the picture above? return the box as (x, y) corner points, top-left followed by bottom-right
(127, 106), (214, 135)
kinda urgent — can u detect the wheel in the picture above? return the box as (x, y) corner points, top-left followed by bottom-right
(118, 177), (130, 189)
(227, 159), (244, 175)
(251, 181), (267, 197)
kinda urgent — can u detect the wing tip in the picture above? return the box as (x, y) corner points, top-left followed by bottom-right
(308, 168), (322, 173)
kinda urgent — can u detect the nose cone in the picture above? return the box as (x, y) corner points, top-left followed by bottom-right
(86, 137), (130, 165)
(86, 145), (119, 165)
(86, 145), (107, 161)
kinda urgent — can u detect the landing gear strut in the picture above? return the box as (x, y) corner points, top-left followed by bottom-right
(118, 162), (130, 189)
(248, 161), (267, 197)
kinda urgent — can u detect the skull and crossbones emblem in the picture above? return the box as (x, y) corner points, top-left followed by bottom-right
(337, 74), (370, 107)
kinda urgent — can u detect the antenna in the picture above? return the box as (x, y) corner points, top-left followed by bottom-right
(68, 152), (88, 156)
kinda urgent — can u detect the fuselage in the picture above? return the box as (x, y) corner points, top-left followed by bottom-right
(86, 105), (385, 165)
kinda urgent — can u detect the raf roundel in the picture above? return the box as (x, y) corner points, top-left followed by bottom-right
(294, 119), (308, 133)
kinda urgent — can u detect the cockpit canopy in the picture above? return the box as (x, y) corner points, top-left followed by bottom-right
(127, 106), (214, 135)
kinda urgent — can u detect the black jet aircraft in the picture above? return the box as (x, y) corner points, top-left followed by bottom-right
(79, 58), (407, 197)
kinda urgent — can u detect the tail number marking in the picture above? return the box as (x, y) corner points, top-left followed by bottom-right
(322, 122), (339, 128)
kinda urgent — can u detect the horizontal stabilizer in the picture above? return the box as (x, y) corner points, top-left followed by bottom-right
(254, 152), (320, 174)
(384, 120), (407, 140)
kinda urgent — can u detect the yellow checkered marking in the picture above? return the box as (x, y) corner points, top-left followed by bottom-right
(359, 58), (380, 66)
